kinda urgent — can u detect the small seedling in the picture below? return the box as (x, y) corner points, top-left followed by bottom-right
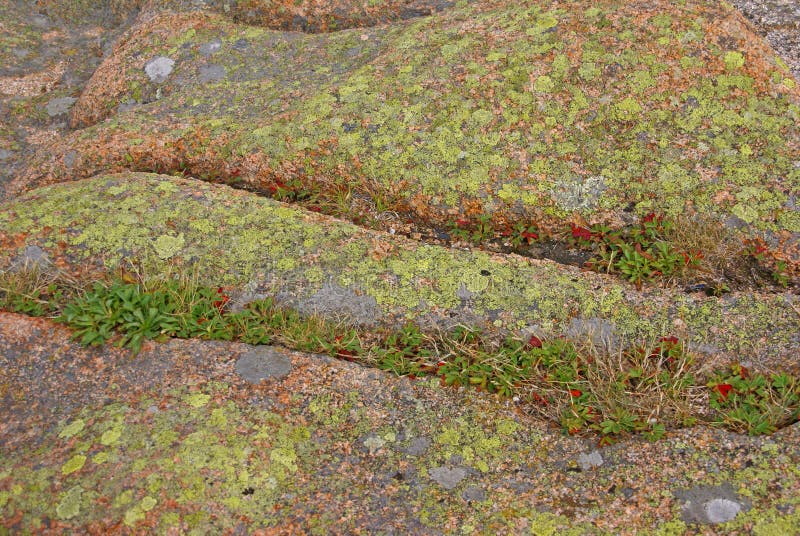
(449, 214), (496, 245)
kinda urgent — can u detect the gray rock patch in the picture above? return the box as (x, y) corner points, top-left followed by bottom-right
(462, 485), (486, 502)
(229, 291), (270, 313)
(724, 214), (749, 231)
(45, 97), (77, 117)
(199, 64), (226, 83)
(30, 14), (51, 28)
(298, 281), (380, 326)
(675, 482), (751, 525)
(0, 148), (12, 161)
(429, 466), (467, 490)
(63, 151), (77, 170)
(566, 317), (618, 348)
(11, 245), (49, 271)
(456, 282), (475, 302)
(199, 39), (222, 56)
(404, 436), (431, 456)
(118, 100), (138, 113)
(145, 56), (175, 83)
(577, 450), (604, 471)
(235, 346), (292, 383)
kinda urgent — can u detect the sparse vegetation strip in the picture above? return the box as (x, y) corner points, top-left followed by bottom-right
(3, 264), (799, 442)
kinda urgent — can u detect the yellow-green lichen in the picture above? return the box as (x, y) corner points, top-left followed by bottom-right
(58, 419), (86, 439)
(184, 392), (211, 408)
(32, 0), (798, 246)
(61, 455), (87, 476)
(2, 174), (798, 362)
(55, 485), (84, 520)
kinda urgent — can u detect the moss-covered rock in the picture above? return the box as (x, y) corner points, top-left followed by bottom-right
(14, 0), (800, 274)
(1, 313), (799, 533)
(2, 173), (798, 370)
(149, 0), (457, 32)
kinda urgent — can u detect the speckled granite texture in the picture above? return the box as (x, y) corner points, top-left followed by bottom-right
(1, 0), (799, 533)
(728, 0), (800, 78)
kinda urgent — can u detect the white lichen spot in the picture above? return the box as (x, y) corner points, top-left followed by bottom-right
(550, 175), (607, 212)
(144, 56), (175, 84)
(704, 498), (741, 523)
(364, 436), (386, 454)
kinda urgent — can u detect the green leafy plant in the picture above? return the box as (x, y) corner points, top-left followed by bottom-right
(374, 323), (433, 376)
(772, 260), (790, 288)
(319, 328), (363, 360)
(747, 242), (792, 288)
(449, 214), (496, 245)
(13, 269), (798, 442)
(578, 214), (703, 287)
(506, 222), (540, 249)
(59, 281), (180, 354)
(708, 364), (800, 435)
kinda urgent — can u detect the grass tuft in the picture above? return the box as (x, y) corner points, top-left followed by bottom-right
(2, 264), (798, 442)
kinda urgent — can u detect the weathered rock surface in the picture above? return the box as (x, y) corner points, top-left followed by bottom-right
(1, 0), (800, 533)
(1, 311), (799, 533)
(1, 173), (798, 370)
(10, 0), (800, 275)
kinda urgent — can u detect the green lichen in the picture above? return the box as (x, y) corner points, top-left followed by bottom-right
(99, 425), (122, 447)
(61, 455), (87, 476)
(1, 173), (797, 364)
(29, 0), (798, 247)
(55, 485), (84, 520)
(58, 419), (86, 439)
(724, 51), (745, 71)
(153, 233), (186, 260)
(2, 370), (800, 533)
(184, 392), (211, 408)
